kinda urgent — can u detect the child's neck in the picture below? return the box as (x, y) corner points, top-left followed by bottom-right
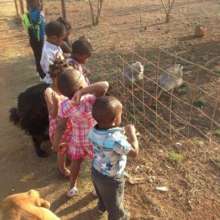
(71, 55), (81, 64)
(51, 83), (59, 93)
(97, 124), (116, 130)
(47, 39), (59, 46)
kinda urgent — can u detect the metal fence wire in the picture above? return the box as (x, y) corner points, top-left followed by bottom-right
(102, 47), (220, 148)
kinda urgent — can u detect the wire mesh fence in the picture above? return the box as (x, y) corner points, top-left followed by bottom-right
(99, 46), (220, 148)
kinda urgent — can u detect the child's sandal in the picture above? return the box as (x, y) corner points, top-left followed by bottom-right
(66, 187), (78, 198)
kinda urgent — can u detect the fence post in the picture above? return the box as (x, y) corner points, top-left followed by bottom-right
(18, 0), (25, 15)
(14, 0), (19, 17)
(61, 0), (67, 20)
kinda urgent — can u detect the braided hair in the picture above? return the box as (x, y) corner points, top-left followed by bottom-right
(56, 17), (72, 32)
(48, 57), (69, 79)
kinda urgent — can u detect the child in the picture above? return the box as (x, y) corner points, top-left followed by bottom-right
(88, 96), (139, 220)
(23, 0), (45, 79)
(53, 67), (109, 197)
(44, 58), (72, 177)
(40, 21), (66, 84)
(56, 17), (72, 54)
(68, 37), (93, 85)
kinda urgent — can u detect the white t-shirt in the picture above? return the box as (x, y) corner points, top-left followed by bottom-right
(40, 41), (64, 84)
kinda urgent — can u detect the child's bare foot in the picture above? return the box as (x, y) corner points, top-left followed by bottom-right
(59, 167), (71, 178)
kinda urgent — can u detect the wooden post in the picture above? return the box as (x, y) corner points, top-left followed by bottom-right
(19, 0), (25, 15)
(41, 0), (44, 10)
(14, 0), (19, 17)
(61, 0), (67, 20)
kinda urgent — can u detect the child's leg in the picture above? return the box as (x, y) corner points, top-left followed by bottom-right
(69, 158), (83, 189)
(92, 175), (106, 212)
(92, 168), (129, 220)
(57, 151), (70, 177)
(29, 36), (45, 79)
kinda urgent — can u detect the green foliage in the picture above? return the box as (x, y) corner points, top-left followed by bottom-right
(193, 99), (206, 109)
(168, 151), (184, 163)
(177, 84), (188, 95)
(214, 128), (220, 137)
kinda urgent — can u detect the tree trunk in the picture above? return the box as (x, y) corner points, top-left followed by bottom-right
(95, 0), (104, 25)
(41, 0), (44, 10)
(165, 13), (170, 23)
(14, 0), (19, 17)
(61, 0), (67, 20)
(88, 0), (96, 25)
(19, 0), (24, 15)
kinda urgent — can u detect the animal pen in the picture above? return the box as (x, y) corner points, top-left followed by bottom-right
(111, 48), (220, 148)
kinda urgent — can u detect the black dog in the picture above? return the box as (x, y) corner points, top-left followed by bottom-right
(9, 83), (50, 157)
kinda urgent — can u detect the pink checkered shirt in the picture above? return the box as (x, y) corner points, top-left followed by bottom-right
(49, 115), (72, 144)
(58, 94), (96, 160)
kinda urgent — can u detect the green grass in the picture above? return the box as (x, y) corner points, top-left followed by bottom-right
(168, 151), (184, 164)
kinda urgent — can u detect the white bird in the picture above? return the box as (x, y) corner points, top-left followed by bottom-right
(123, 61), (144, 83)
(159, 64), (183, 91)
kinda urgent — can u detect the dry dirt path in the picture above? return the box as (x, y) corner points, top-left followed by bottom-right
(1, 1), (220, 220)
(0, 1), (100, 220)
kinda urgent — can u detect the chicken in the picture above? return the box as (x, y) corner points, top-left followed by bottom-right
(159, 64), (183, 92)
(123, 61), (144, 83)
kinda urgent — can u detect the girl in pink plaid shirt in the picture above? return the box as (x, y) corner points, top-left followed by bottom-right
(44, 59), (72, 177)
(53, 66), (109, 197)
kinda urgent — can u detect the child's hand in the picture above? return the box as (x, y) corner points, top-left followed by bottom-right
(72, 90), (82, 104)
(58, 143), (68, 155)
(52, 143), (58, 152)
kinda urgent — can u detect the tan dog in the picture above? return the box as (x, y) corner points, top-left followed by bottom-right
(0, 190), (60, 220)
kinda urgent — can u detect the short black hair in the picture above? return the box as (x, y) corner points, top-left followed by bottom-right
(45, 21), (65, 37)
(72, 38), (93, 56)
(92, 96), (122, 124)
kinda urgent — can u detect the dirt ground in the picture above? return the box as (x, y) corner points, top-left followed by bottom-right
(0, 0), (220, 219)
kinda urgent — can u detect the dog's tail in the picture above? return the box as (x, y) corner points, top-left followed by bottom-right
(9, 107), (20, 125)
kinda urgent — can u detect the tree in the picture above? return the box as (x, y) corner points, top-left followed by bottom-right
(160, 0), (176, 23)
(14, 0), (19, 17)
(19, 0), (25, 15)
(88, 0), (104, 26)
(61, 0), (67, 20)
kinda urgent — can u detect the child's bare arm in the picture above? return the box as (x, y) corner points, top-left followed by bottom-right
(44, 89), (59, 118)
(125, 124), (139, 157)
(53, 117), (67, 151)
(73, 81), (109, 103)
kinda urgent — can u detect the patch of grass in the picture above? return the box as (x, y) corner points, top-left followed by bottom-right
(213, 128), (220, 137)
(168, 151), (184, 164)
(177, 84), (188, 95)
(215, 70), (220, 76)
(193, 99), (206, 109)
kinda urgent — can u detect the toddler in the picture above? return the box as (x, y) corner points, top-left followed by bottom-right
(53, 67), (109, 197)
(40, 21), (66, 84)
(88, 96), (139, 220)
(44, 58), (71, 177)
